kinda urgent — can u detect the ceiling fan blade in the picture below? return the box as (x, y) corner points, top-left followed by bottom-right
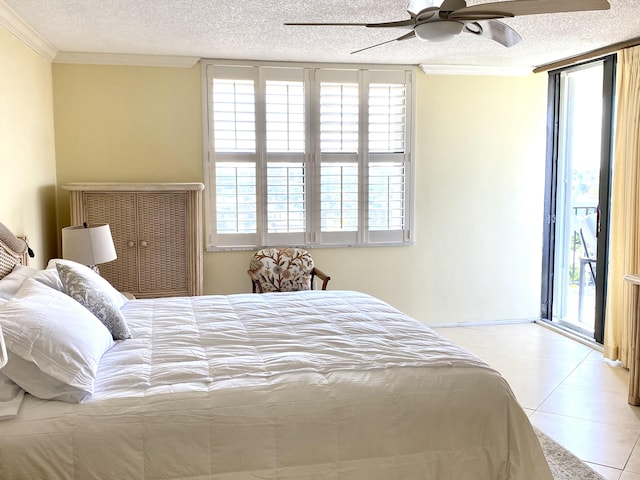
(450, 11), (515, 21)
(396, 31), (417, 41)
(463, 20), (522, 47)
(285, 19), (415, 28)
(439, 0), (467, 12)
(351, 31), (416, 54)
(365, 19), (415, 28)
(284, 22), (370, 26)
(450, 0), (609, 20)
(407, 1), (439, 17)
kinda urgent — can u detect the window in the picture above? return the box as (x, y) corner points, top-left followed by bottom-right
(202, 61), (414, 249)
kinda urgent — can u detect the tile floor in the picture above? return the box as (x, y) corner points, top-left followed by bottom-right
(432, 322), (640, 480)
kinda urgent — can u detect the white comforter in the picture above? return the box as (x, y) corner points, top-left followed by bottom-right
(0, 290), (552, 479)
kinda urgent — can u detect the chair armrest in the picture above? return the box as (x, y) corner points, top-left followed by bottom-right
(312, 267), (331, 290)
(247, 270), (264, 293)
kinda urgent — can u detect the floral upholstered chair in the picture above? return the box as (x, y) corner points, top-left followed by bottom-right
(247, 248), (331, 293)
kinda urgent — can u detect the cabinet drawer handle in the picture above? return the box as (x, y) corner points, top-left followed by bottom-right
(127, 241), (135, 247)
(140, 240), (148, 248)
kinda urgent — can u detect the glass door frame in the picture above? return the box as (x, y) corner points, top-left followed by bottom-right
(541, 55), (616, 344)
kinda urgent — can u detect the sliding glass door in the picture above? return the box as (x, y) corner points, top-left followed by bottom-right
(541, 57), (616, 343)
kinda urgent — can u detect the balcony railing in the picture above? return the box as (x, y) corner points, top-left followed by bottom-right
(569, 206), (597, 285)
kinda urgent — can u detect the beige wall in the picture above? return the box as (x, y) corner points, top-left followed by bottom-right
(415, 73), (548, 323)
(52, 63), (203, 219)
(52, 62), (548, 324)
(0, 25), (57, 267)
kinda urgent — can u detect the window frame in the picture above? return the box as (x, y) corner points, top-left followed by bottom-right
(202, 59), (415, 251)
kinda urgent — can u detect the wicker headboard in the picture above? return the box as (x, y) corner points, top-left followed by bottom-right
(0, 222), (29, 280)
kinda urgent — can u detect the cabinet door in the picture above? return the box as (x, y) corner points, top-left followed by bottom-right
(136, 193), (188, 296)
(84, 193), (139, 294)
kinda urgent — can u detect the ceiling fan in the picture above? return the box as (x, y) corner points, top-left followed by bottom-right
(285, 0), (611, 53)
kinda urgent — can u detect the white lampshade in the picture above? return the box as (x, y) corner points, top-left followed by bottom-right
(62, 223), (117, 266)
(0, 324), (7, 369)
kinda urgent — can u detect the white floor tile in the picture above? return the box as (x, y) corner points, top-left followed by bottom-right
(589, 463), (622, 480)
(435, 322), (640, 478)
(530, 410), (638, 469)
(538, 384), (640, 430)
(624, 439), (640, 473)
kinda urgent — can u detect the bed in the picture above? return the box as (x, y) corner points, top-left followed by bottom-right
(0, 224), (552, 480)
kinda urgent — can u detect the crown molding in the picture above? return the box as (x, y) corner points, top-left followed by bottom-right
(419, 64), (533, 76)
(0, 0), (56, 61)
(53, 52), (200, 68)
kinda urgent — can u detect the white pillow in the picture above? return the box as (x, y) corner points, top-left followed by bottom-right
(0, 264), (38, 300)
(0, 373), (25, 420)
(0, 278), (114, 403)
(56, 262), (131, 340)
(32, 267), (63, 291)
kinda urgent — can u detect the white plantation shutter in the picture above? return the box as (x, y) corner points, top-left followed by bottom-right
(367, 71), (410, 244)
(208, 66), (259, 247)
(203, 61), (413, 249)
(264, 69), (308, 245)
(316, 70), (360, 245)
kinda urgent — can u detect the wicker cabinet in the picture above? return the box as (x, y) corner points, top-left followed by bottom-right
(63, 183), (204, 298)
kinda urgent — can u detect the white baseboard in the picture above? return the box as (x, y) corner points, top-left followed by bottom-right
(430, 317), (604, 353)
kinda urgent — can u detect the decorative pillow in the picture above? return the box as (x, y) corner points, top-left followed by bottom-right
(55, 261), (131, 340)
(0, 264), (38, 300)
(47, 258), (128, 307)
(0, 278), (114, 403)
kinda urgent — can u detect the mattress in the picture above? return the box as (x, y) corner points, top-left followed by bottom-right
(0, 290), (552, 479)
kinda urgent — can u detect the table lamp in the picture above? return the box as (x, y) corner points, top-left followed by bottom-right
(62, 223), (117, 273)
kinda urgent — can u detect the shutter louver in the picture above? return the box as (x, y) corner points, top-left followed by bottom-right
(215, 163), (257, 234)
(369, 83), (406, 153)
(212, 79), (256, 152)
(267, 163), (305, 233)
(266, 81), (305, 152)
(320, 163), (358, 232)
(320, 83), (359, 153)
(369, 163), (405, 231)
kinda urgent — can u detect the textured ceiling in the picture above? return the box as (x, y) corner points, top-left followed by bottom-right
(4, 0), (639, 70)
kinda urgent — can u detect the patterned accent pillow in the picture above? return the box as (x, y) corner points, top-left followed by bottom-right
(248, 248), (314, 292)
(56, 262), (131, 340)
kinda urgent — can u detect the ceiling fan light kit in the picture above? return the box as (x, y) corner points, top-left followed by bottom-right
(285, 0), (611, 52)
(414, 21), (463, 42)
